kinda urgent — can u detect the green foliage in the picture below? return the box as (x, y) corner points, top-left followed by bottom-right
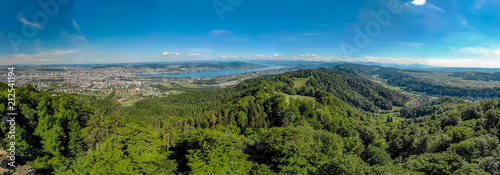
(253, 126), (346, 174)
(452, 164), (490, 175)
(362, 145), (392, 166)
(72, 123), (177, 174)
(403, 153), (458, 175)
(2, 66), (500, 174)
(448, 126), (474, 143)
(447, 134), (499, 162)
(182, 129), (253, 175)
(370, 165), (425, 175)
(290, 68), (410, 112)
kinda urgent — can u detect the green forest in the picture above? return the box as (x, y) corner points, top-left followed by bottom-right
(2, 65), (500, 174)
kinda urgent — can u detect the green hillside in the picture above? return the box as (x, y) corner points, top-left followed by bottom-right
(1, 66), (500, 174)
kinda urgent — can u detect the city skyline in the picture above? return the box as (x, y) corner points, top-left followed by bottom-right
(0, 0), (499, 67)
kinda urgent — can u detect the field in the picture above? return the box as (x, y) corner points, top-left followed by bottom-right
(379, 113), (404, 123)
(379, 106), (403, 113)
(293, 77), (311, 88)
(377, 106), (404, 123)
(175, 82), (204, 89)
(380, 82), (429, 97)
(116, 96), (141, 106)
(384, 84), (403, 91)
(282, 93), (316, 103)
(154, 83), (175, 88)
(152, 82), (215, 91)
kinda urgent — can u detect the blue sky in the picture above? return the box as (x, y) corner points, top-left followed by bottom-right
(0, 0), (499, 67)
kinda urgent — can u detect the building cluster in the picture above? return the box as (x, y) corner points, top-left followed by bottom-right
(0, 64), (287, 99)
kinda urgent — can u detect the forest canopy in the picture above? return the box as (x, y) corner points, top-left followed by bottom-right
(1, 65), (500, 174)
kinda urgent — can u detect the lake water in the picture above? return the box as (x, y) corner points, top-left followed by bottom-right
(138, 65), (286, 78)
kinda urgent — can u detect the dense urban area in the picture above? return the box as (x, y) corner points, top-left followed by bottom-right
(0, 62), (291, 106)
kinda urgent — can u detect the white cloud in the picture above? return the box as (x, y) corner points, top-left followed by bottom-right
(50, 49), (79, 56)
(356, 56), (425, 65)
(473, 0), (487, 10)
(188, 53), (200, 56)
(209, 29), (231, 36)
(222, 55), (237, 59)
(401, 42), (423, 47)
(60, 31), (87, 43)
(245, 54), (430, 65)
(426, 58), (500, 68)
(412, 0), (426, 6)
(162, 51), (180, 56)
(454, 47), (500, 57)
(494, 50), (500, 56)
(236, 53), (500, 68)
(461, 47), (490, 55)
(189, 48), (216, 52)
(459, 16), (479, 32)
(35, 58), (62, 62)
(75, 35), (87, 42)
(71, 19), (82, 33)
(437, 47), (500, 68)
(303, 33), (321, 36)
(249, 54), (285, 60)
(428, 4), (445, 13)
(67, 34), (87, 43)
(18, 12), (43, 29)
(282, 37), (298, 42)
(0, 49), (78, 65)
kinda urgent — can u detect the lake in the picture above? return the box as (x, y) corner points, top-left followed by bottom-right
(138, 65), (286, 78)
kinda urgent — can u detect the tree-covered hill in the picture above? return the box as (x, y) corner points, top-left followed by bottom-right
(450, 72), (500, 81)
(1, 66), (500, 174)
(289, 68), (410, 112)
(333, 64), (500, 100)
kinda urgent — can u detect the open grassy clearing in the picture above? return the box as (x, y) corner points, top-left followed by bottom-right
(175, 82), (204, 88)
(152, 83), (175, 88)
(379, 113), (404, 123)
(385, 84), (403, 91)
(282, 93), (316, 103)
(294, 77), (311, 88)
(379, 106), (403, 113)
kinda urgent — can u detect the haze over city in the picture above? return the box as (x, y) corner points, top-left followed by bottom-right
(0, 0), (499, 67)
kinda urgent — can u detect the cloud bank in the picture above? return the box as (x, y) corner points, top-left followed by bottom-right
(412, 0), (426, 6)
(162, 51), (180, 56)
